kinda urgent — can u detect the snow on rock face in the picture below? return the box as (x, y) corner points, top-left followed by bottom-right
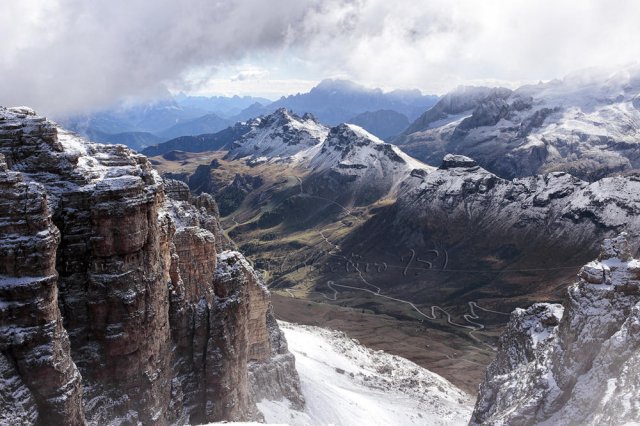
(303, 123), (434, 205)
(257, 322), (472, 426)
(440, 153), (478, 169)
(0, 107), (302, 424)
(398, 65), (640, 181)
(225, 108), (329, 161)
(395, 155), (640, 254)
(471, 232), (640, 425)
(310, 123), (431, 172)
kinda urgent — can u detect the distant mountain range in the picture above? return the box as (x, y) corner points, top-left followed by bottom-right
(347, 109), (410, 140)
(232, 79), (438, 125)
(59, 97), (242, 149)
(58, 80), (438, 149)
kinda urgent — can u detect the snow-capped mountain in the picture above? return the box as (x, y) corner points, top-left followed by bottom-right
(223, 110), (432, 205)
(225, 108), (329, 161)
(394, 154), (640, 243)
(396, 66), (640, 181)
(338, 153), (640, 310)
(304, 123), (433, 205)
(257, 322), (472, 426)
(471, 233), (640, 425)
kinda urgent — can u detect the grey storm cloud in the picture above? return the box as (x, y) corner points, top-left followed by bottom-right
(2, 0), (640, 116)
(0, 0), (353, 116)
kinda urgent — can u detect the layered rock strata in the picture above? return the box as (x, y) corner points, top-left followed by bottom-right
(0, 106), (301, 425)
(471, 233), (640, 425)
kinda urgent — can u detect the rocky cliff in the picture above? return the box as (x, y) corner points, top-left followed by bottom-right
(471, 233), (640, 425)
(0, 106), (302, 425)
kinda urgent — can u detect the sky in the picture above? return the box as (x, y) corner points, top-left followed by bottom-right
(2, 0), (640, 116)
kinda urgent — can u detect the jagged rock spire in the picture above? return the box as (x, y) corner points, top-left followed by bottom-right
(599, 231), (632, 261)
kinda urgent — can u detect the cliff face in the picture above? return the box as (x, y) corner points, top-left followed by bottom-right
(0, 107), (301, 425)
(471, 232), (640, 425)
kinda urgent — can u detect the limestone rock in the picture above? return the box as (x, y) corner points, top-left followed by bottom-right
(471, 233), (640, 425)
(0, 107), (302, 425)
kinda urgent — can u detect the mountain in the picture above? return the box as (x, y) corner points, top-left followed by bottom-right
(347, 109), (410, 140)
(395, 67), (640, 181)
(335, 153), (640, 314)
(231, 101), (272, 122)
(58, 81), (437, 149)
(221, 109), (430, 207)
(0, 106), (302, 424)
(305, 123), (432, 205)
(61, 98), (206, 135)
(174, 93), (272, 118)
(259, 322), (473, 425)
(225, 108), (329, 161)
(472, 233), (640, 425)
(141, 119), (258, 157)
(59, 95), (263, 149)
(148, 106), (640, 395)
(232, 79), (438, 127)
(157, 112), (231, 139)
(401, 86), (510, 135)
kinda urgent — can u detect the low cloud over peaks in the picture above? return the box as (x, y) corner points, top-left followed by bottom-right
(2, 0), (640, 115)
(0, 0), (332, 115)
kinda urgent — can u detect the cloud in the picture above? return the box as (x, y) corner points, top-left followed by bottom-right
(181, 78), (318, 99)
(0, 0), (342, 115)
(2, 0), (640, 115)
(292, 0), (640, 93)
(231, 67), (270, 81)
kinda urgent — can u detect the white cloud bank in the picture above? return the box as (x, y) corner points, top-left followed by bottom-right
(1, 0), (639, 115)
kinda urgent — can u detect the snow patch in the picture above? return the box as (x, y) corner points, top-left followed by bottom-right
(257, 322), (472, 426)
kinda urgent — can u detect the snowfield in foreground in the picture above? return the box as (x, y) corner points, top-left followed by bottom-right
(256, 321), (472, 426)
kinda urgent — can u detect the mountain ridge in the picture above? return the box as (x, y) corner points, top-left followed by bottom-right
(395, 67), (640, 181)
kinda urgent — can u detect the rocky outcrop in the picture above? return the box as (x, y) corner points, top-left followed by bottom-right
(471, 233), (640, 425)
(164, 179), (233, 253)
(0, 107), (302, 425)
(393, 155), (640, 249)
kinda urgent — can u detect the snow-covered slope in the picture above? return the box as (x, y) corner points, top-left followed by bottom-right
(303, 123), (433, 205)
(471, 233), (640, 425)
(225, 108), (329, 161)
(309, 123), (430, 173)
(397, 66), (640, 180)
(256, 322), (472, 426)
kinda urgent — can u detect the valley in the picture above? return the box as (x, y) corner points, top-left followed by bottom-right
(148, 148), (507, 394)
(5, 2), (640, 424)
(144, 82), (640, 402)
